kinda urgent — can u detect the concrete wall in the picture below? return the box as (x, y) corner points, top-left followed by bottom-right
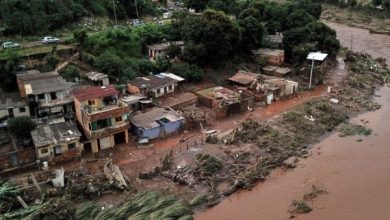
(0, 105), (30, 119)
(160, 119), (183, 135)
(36, 139), (82, 161)
(153, 84), (175, 98)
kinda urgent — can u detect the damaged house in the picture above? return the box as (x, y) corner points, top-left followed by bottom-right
(130, 108), (184, 141)
(195, 86), (254, 119)
(31, 121), (82, 162)
(16, 70), (74, 118)
(252, 48), (285, 66)
(128, 74), (181, 99)
(73, 86), (130, 153)
(85, 72), (109, 86)
(147, 41), (184, 61)
(0, 93), (30, 120)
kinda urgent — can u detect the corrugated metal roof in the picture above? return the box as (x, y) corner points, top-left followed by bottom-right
(73, 85), (118, 101)
(0, 93), (28, 109)
(229, 71), (258, 85)
(86, 72), (108, 81)
(130, 108), (184, 130)
(17, 70), (72, 94)
(158, 73), (185, 82)
(129, 75), (176, 90)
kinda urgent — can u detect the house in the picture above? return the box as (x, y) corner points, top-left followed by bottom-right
(130, 108), (184, 141)
(252, 48), (285, 66)
(147, 41), (184, 60)
(228, 71), (259, 87)
(259, 75), (299, 98)
(121, 94), (151, 112)
(85, 72), (109, 86)
(262, 66), (292, 77)
(73, 86), (130, 153)
(16, 70), (74, 117)
(266, 33), (283, 48)
(195, 86), (254, 118)
(128, 74), (178, 99)
(0, 93), (30, 120)
(31, 121), (82, 162)
(155, 92), (198, 110)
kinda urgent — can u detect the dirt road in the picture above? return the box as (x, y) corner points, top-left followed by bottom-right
(196, 22), (390, 220)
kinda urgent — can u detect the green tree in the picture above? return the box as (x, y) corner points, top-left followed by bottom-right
(73, 29), (88, 45)
(166, 45), (182, 59)
(184, 0), (210, 12)
(284, 10), (315, 30)
(170, 63), (204, 82)
(95, 51), (124, 81)
(61, 66), (80, 82)
(238, 16), (265, 52)
(7, 116), (36, 140)
(156, 56), (172, 72)
(181, 10), (240, 66)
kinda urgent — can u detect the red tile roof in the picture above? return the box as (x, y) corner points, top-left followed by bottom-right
(73, 85), (118, 101)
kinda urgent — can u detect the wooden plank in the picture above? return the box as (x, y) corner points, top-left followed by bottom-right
(30, 173), (42, 192)
(16, 196), (28, 208)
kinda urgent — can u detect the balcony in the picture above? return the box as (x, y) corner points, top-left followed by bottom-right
(82, 101), (129, 122)
(86, 121), (129, 139)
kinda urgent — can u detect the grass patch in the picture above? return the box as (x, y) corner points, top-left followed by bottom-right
(338, 123), (372, 137)
(303, 185), (327, 201)
(290, 200), (312, 214)
(0, 45), (74, 60)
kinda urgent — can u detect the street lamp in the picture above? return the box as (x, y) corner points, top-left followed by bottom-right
(307, 52), (328, 89)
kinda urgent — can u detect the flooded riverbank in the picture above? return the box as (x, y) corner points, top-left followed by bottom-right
(324, 21), (390, 66)
(196, 22), (390, 220)
(196, 81), (390, 220)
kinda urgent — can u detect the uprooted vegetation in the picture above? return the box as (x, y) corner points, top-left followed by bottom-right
(2, 191), (193, 220)
(157, 52), (388, 208)
(289, 184), (327, 216)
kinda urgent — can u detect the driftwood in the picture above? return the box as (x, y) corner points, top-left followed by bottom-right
(103, 159), (128, 189)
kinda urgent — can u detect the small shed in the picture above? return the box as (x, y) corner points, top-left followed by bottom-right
(262, 66), (292, 77)
(85, 72), (109, 86)
(252, 48), (285, 66)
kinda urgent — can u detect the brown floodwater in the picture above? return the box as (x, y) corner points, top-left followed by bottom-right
(325, 21), (390, 66)
(196, 23), (390, 220)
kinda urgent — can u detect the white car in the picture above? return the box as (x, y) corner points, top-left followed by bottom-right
(2, 42), (20, 49)
(42, 36), (60, 44)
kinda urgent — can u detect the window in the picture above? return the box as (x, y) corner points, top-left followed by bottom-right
(115, 116), (122, 122)
(41, 148), (49, 154)
(19, 107), (26, 112)
(88, 100), (95, 105)
(68, 143), (76, 150)
(38, 94), (45, 99)
(50, 92), (57, 100)
(168, 85), (173, 90)
(157, 89), (161, 95)
(91, 118), (112, 131)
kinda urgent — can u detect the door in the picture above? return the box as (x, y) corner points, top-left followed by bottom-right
(8, 108), (14, 118)
(99, 136), (112, 150)
(54, 145), (62, 156)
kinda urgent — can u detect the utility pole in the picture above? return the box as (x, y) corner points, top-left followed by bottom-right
(350, 34), (353, 51)
(135, 0), (139, 19)
(112, 0), (118, 26)
(309, 58), (315, 90)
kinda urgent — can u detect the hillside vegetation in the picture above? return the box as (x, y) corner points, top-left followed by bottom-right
(0, 0), (157, 35)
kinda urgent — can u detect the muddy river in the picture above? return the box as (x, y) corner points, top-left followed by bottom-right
(196, 22), (390, 220)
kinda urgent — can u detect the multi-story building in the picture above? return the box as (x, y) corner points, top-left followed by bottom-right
(73, 86), (130, 153)
(16, 70), (73, 118)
